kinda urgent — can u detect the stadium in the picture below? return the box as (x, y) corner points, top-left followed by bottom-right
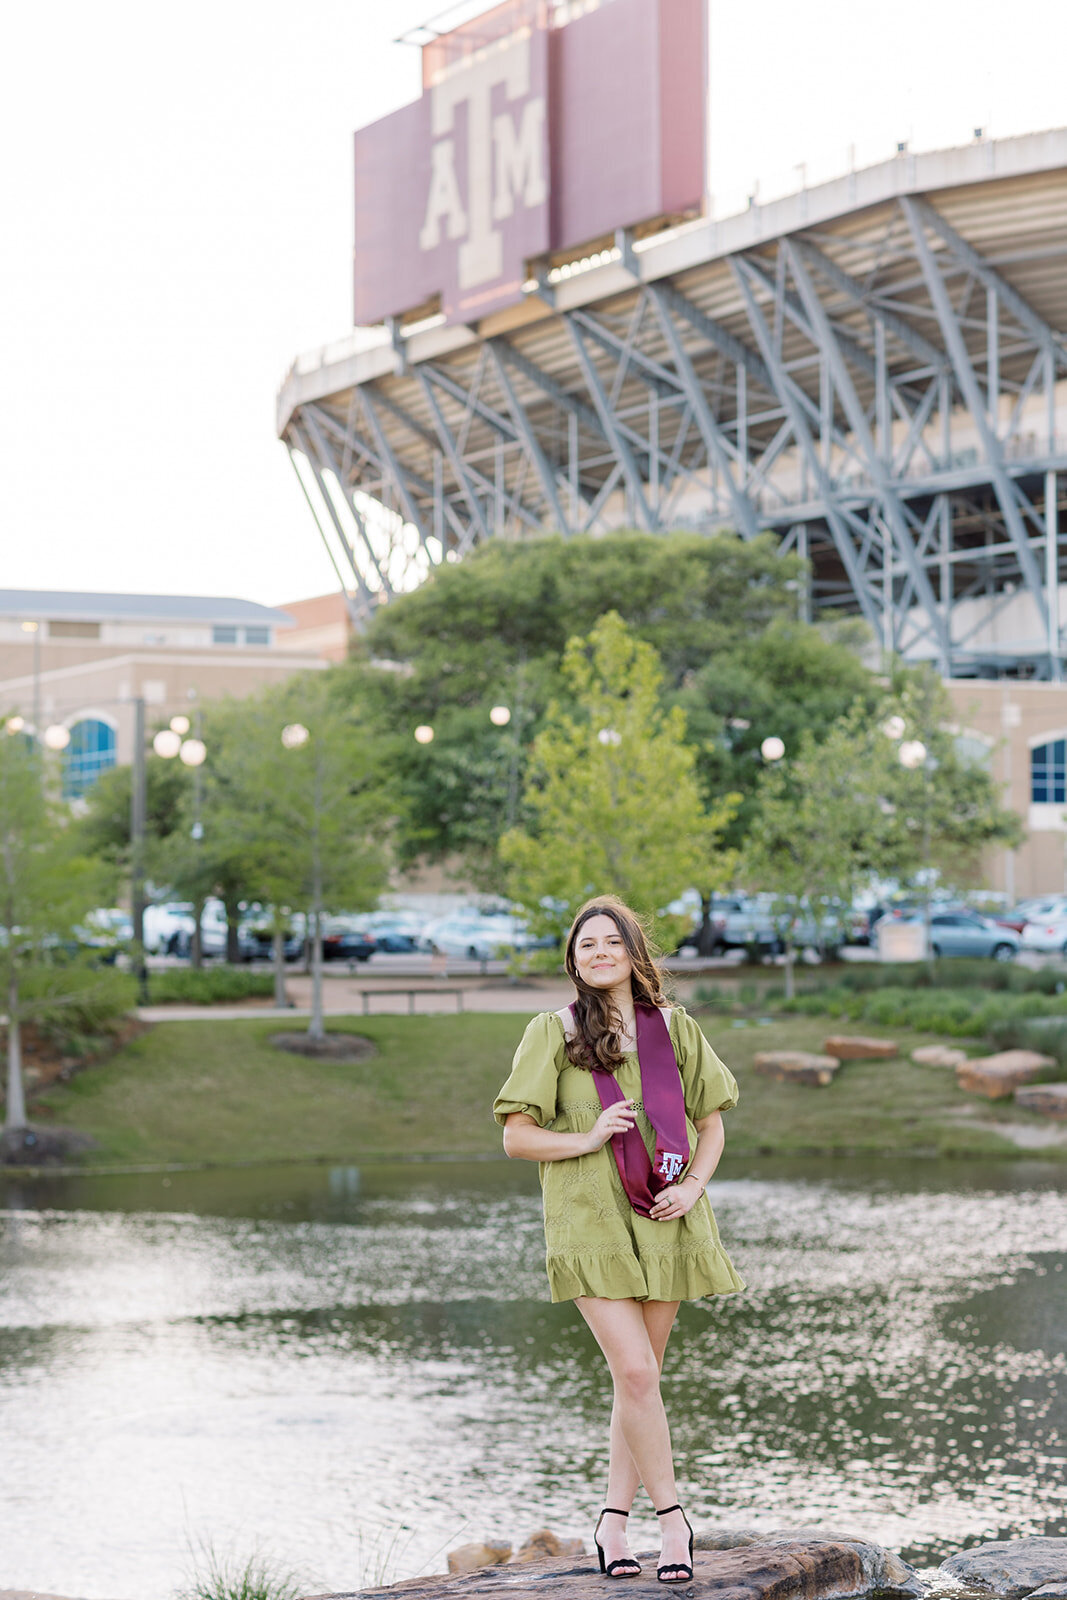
(276, 0), (1067, 893)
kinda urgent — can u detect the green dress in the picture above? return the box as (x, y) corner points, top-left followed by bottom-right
(493, 1006), (745, 1305)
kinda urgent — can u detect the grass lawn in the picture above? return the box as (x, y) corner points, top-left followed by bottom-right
(29, 1008), (1064, 1169)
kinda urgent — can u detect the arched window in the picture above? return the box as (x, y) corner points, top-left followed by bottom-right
(63, 718), (117, 799)
(1031, 739), (1067, 805)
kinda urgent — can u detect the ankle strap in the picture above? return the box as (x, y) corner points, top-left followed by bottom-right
(602, 1506), (630, 1517)
(655, 1504), (681, 1516)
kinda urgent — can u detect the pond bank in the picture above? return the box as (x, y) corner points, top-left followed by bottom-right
(14, 1007), (1067, 1171)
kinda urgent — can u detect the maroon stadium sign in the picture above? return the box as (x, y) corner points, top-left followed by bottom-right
(353, 0), (707, 327)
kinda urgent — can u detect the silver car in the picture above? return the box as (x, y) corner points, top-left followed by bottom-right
(903, 909), (1020, 961)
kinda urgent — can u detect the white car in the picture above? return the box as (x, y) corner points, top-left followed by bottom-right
(1020, 912), (1067, 955)
(427, 914), (526, 960)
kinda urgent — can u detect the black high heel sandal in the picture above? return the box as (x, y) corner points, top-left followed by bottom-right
(594, 1507), (642, 1579)
(655, 1504), (694, 1584)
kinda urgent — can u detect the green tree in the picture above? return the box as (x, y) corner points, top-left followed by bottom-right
(347, 531), (877, 892)
(742, 668), (1024, 987)
(202, 675), (389, 1038)
(1, 736), (111, 1141)
(741, 707), (899, 994)
(500, 613), (737, 950)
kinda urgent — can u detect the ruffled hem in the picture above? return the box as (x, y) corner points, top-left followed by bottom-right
(545, 1244), (745, 1305)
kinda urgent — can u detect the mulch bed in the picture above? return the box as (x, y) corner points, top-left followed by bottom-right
(270, 1030), (377, 1062)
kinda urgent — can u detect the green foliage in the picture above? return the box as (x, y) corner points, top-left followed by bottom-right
(781, 981), (1067, 1039)
(148, 967), (275, 1005)
(19, 962), (136, 1053)
(984, 1015), (1067, 1069)
(500, 613), (737, 945)
(346, 530), (862, 882)
(73, 754), (191, 869)
(179, 1544), (301, 1600)
(798, 958), (1064, 995)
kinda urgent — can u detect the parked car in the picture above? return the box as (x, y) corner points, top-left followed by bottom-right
(74, 907), (133, 959)
(142, 901), (197, 955)
(1020, 910), (1067, 956)
(995, 897), (1067, 934)
(899, 908), (1020, 960)
(427, 914), (528, 960)
(321, 916), (376, 962)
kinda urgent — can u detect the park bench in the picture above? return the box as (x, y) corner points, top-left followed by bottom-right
(360, 987), (465, 1016)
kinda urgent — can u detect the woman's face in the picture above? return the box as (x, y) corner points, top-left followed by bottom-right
(573, 913), (633, 992)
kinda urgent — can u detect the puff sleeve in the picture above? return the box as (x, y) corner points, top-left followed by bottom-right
(671, 1006), (739, 1121)
(493, 1012), (565, 1128)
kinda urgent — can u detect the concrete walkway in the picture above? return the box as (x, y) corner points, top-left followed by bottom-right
(138, 975), (577, 1022)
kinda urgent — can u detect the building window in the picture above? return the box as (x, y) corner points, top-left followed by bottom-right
(1031, 739), (1067, 804)
(244, 625), (270, 646)
(212, 625), (238, 645)
(48, 619), (101, 639)
(63, 719), (117, 799)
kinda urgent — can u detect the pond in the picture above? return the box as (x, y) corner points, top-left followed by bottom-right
(1, 1155), (1065, 1599)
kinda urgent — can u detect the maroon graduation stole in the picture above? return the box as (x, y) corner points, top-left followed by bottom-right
(571, 1002), (690, 1217)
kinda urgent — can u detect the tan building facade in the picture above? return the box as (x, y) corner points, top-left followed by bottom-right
(0, 590), (327, 795)
(944, 679), (1067, 901)
(275, 591), (353, 663)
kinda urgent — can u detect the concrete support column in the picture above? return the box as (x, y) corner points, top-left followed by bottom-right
(1048, 468), (1061, 682)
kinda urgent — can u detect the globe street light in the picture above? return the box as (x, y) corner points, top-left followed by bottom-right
(5, 715), (25, 735)
(414, 724), (435, 745)
(760, 735), (785, 762)
(281, 723), (310, 749)
(153, 728), (182, 759)
(882, 714), (906, 741)
(178, 738), (207, 767)
(170, 714), (191, 735)
(489, 705), (511, 727)
(898, 738), (928, 770)
(43, 723), (71, 751)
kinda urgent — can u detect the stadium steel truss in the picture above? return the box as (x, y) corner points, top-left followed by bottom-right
(277, 130), (1067, 679)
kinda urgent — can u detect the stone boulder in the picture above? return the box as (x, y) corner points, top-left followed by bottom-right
(308, 1531), (920, 1599)
(823, 1036), (898, 1060)
(939, 1537), (1067, 1599)
(509, 1530), (584, 1564)
(445, 1543), (511, 1575)
(753, 1051), (840, 1087)
(911, 1045), (968, 1068)
(956, 1050), (1057, 1099)
(1015, 1082), (1067, 1118)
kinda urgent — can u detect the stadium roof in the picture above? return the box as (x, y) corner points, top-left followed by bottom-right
(0, 591), (294, 627)
(279, 127), (1067, 678)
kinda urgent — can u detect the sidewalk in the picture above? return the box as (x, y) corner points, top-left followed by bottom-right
(138, 974), (577, 1022)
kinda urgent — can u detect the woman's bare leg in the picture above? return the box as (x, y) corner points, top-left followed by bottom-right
(577, 1297), (688, 1574)
(606, 1300), (680, 1513)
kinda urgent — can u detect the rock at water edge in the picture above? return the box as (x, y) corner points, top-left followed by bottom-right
(1015, 1083), (1067, 1119)
(956, 1050), (1056, 1100)
(446, 1542), (511, 1574)
(912, 1045), (968, 1068)
(823, 1036), (898, 1060)
(940, 1536), (1067, 1598)
(753, 1051), (840, 1087)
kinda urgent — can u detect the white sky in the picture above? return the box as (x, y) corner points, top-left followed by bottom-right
(2, 0), (1065, 609)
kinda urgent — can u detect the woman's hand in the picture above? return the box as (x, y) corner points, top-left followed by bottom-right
(649, 1174), (703, 1221)
(585, 1099), (637, 1153)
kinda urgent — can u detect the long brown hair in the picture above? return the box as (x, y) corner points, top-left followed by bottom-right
(563, 896), (670, 1074)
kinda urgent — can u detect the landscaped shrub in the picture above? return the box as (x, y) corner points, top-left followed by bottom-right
(148, 967), (275, 1005)
(22, 963), (137, 1055)
(780, 982), (1067, 1039)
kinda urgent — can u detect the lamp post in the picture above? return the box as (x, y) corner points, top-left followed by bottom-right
(886, 721), (938, 967)
(281, 722), (327, 1041)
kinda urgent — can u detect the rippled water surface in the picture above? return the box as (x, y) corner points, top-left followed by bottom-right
(1, 1156), (1066, 1599)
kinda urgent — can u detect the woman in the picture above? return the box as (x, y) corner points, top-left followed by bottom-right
(494, 896), (743, 1584)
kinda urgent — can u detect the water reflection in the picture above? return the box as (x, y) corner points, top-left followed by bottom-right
(1, 1158), (1065, 1599)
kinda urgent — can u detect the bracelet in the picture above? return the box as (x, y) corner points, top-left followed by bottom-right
(683, 1172), (706, 1188)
